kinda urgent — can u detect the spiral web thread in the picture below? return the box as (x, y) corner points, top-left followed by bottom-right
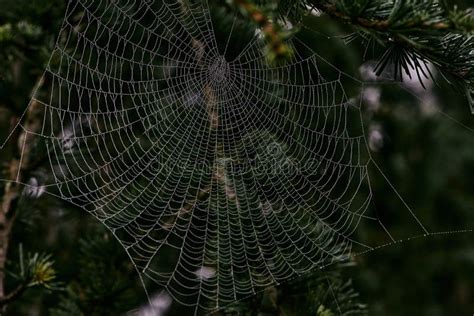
(1, 0), (436, 313)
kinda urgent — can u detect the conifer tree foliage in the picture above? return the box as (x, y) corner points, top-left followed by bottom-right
(251, 0), (473, 108)
(0, 0), (472, 315)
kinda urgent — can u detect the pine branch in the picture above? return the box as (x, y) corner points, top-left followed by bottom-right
(307, 0), (473, 107)
(0, 282), (27, 307)
(311, 1), (471, 32)
(230, 0), (294, 63)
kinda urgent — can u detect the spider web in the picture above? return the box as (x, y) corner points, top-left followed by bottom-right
(1, 0), (442, 314)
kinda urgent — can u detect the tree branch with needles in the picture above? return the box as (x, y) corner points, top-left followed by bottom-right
(308, 0), (473, 108)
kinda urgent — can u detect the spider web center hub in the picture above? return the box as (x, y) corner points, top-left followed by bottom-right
(207, 56), (231, 90)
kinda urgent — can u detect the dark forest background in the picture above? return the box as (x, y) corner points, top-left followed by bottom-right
(0, 0), (473, 315)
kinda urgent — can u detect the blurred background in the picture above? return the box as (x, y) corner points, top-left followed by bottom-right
(0, 0), (473, 315)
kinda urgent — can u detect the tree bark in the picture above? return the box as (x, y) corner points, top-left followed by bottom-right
(0, 117), (22, 312)
(0, 90), (43, 311)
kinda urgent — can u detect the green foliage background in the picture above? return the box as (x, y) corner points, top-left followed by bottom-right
(0, 0), (473, 315)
